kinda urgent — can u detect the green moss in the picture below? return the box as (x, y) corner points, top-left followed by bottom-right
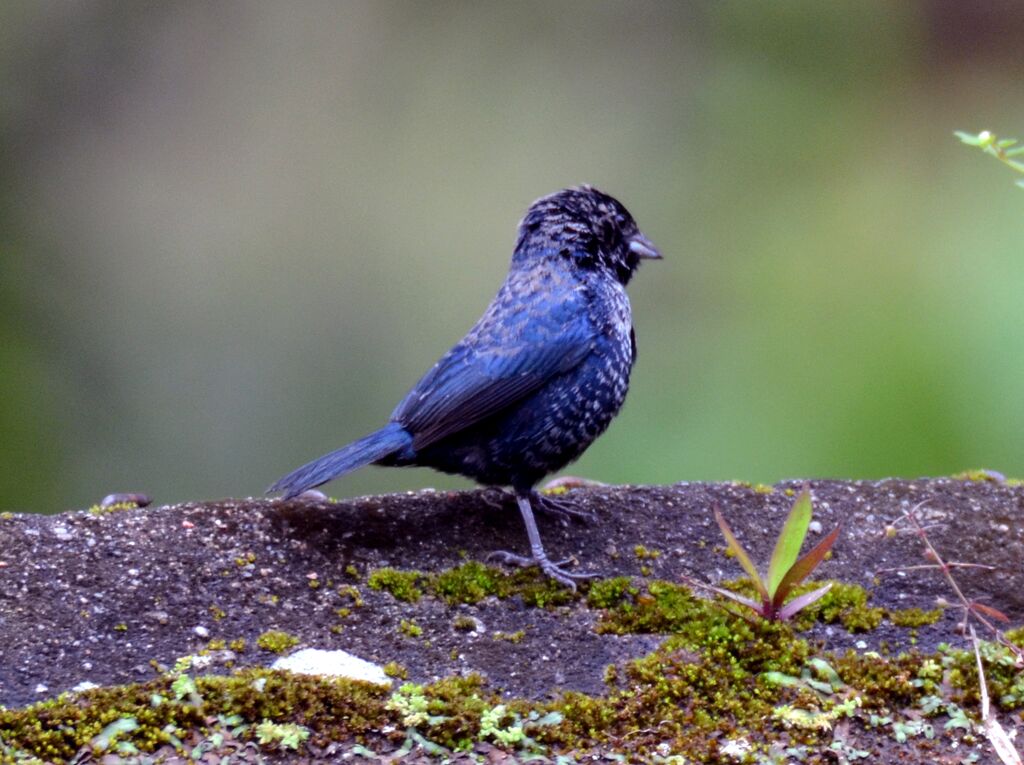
(1, 634), (1019, 762)
(511, 570), (576, 609)
(753, 483), (775, 494)
(367, 568), (424, 603)
(452, 615), (478, 632)
(432, 561), (509, 604)
(540, 485), (569, 496)
(256, 630), (300, 654)
(0, 560), (978, 761)
(383, 662), (408, 679)
(336, 584), (364, 607)
(951, 468), (1003, 482)
(399, 619), (423, 638)
(888, 607), (944, 628)
(632, 545), (660, 560)
(795, 581), (884, 633)
(363, 561), (579, 610)
(585, 576), (636, 609)
(493, 630), (526, 644)
(87, 502), (139, 515)
(840, 605), (885, 632)
(594, 579), (708, 635)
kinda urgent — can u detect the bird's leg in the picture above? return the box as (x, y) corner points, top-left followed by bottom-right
(488, 492), (599, 590)
(531, 490), (598, 525)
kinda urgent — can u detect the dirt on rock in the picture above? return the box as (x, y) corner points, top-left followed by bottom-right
(1, 478), (1023, 761)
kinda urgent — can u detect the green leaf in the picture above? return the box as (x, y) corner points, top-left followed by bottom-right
(714, 507), (768, 599)
(954, 130), (984, 146)
(91, 717), (139, 752)
(773, 524), (841, 607)
(762, 671), (802, 687)
(171, 674), (198, 701)
(808, 657), (843, 689)
(997, 138), (1018, 148)
(532, 711), (564, 727)
(1005, 146), (1024, 157)
(766, 488), (812, 599)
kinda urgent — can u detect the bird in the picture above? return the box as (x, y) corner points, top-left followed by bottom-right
(269, 185), (661, 588)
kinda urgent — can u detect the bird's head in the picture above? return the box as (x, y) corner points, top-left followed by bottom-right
(514, 185), (661, 285)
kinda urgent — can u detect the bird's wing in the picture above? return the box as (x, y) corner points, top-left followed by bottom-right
(391, 290), (596, 451)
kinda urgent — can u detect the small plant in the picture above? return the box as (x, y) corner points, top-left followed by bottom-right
(955, 130), (1024, 188)
(689, 488), (840, 621)
(256, 629), (299, 654)
(253, 720), (310, 750)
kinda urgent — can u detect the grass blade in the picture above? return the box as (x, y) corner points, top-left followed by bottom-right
(714, 507), (769, 599)
(766, 488), (812, 600)
(777, 583), (833, 621)
(705, 584), (764, 611)
(773, 524), (841, 608)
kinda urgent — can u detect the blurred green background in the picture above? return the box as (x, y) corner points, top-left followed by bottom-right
(3, 1), (1024, 514)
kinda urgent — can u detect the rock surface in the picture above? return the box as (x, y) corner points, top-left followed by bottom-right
(1, 479), (1022, 761)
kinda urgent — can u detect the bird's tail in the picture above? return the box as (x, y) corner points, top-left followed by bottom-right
(268, 422), (412, 499)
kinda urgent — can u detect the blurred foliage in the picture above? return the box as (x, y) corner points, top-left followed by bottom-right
(956, 130), (1024, 188)
(2, 1), (1024, 513)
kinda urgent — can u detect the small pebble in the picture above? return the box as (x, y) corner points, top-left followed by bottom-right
(193, 625), (209, 638)
(808, 520), (822, 534)
(297, 489), (328, 501)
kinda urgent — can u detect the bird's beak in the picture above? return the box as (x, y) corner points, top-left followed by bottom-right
(628, 233), (662, 260)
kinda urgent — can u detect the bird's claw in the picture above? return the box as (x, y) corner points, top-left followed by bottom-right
(487, 549), (600, 591)
(531, 491), (598, 525)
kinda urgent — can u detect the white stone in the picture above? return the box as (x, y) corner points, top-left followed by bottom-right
(271, 648), (392, 686)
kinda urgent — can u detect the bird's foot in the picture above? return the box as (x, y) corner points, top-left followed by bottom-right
(487, 549), (600, 591)
(531, 490), (598, 525)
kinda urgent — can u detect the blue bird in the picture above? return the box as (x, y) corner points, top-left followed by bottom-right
(269, 186), (661, 587)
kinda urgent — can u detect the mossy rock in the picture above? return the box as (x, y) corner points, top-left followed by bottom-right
(1, 479), (1022, 761)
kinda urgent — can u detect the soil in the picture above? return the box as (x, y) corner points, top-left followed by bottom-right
(1, 478), (1023, 762)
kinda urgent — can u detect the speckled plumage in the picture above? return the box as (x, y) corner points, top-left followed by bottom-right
(270, 186), (660, 586)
